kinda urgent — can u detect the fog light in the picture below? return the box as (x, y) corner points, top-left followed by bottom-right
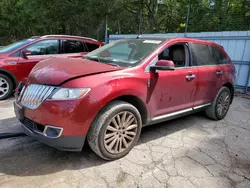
(43, 125), (63, 138)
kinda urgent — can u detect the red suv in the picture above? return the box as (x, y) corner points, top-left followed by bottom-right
(0, 35), (103, 100)
(14, 37), (236, 160)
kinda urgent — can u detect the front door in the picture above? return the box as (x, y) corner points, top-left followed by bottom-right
(17, 39), (60, 82)
(148, 43), (198, 118)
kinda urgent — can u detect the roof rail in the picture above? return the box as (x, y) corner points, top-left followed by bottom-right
(40, 35), (98, 41)
(30, 36), (41, 39)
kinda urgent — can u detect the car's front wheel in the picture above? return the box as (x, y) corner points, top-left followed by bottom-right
(205, 86), (231, 120)
(87, 100), (142, 160)
(0, 74), (13, 100)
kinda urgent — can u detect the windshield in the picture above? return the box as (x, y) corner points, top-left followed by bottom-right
(0, 39), (35, 53)
(85, 38), (164, 67)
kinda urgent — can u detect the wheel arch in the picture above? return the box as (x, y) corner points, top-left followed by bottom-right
(113, 95), (148, 125)
(0, 68), (18, 89)
(223, 82), (234, 104)
(94, 93), (149, 126)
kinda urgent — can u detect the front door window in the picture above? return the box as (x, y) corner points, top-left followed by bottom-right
(25, 40), (59, 56)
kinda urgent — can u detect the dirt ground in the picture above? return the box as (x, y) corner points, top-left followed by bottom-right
(0, 97), (250, 188)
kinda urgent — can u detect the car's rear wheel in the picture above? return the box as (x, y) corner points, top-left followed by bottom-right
(0, 74), (13, 100)
(87, 100), (142, 160)
(205, 86), (231, 120)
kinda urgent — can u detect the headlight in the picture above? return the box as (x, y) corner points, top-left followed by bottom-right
(49, 88), (91, 100)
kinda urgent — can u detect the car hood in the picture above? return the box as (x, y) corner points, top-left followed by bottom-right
(27, 57), (124, 85)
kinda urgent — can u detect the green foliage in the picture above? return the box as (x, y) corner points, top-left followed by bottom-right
(0, 0), (249, 45)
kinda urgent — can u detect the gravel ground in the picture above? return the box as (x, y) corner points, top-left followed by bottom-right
(0, 97), (250, 188)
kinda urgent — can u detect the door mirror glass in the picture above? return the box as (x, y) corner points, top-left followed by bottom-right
(150, 60), (175, 72)
(21, 50), (32, 58)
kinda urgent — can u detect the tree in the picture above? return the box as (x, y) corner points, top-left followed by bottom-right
(0, 0), (249, 45)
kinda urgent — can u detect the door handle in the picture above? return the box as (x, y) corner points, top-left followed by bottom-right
(216, 70), (223, 75)
(186, 74), (196, 80)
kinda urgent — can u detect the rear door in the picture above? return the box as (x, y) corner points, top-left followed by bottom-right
(61, 39), (88, 58)
(17, 39), (60, 82)
(209, 45), (233, 89)
(189, 42), (222, 106)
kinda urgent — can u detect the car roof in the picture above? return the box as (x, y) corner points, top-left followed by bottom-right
(30, 35), (100, 43)
(136, 36), (222, 49)
(137, 36), (174, 41)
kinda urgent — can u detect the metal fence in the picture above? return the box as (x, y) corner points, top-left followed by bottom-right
(109, 31), (250, 94)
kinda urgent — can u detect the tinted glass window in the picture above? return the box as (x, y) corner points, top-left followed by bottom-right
(108, 43), (132, 59)
(85, 42), (100, 52)
(26, 40), (59, 55)
(190, 43), (213, 66)
(0, 39), (35, 54)
(85, 39), (164, 67)
(62, 40), (86, 53)
(10, 50), (21, 57)
(210, 46), (229, 64)
(159, 44), (187, 68)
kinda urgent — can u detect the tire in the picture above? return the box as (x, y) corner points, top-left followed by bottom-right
(87, 100), (142, 160)
(205, 86), (231, 120)
(0, 74), (13, 100)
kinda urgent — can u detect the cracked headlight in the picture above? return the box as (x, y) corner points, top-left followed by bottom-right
(49, 88), (91, 100)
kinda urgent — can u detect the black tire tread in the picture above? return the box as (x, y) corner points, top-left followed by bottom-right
(205, 86), (231, 120)
(0, 74), (13, 100)
(87, 100), (142, 160)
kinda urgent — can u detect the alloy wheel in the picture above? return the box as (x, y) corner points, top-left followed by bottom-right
(0, 77), (9, 98)
(217, 91), (230, 117)
(104, 111), (138, 154)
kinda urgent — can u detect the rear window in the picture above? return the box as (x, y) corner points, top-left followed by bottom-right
(190, 43), (213, 66)
(85, 42), (100, 51)
(210, 46), (229, 64)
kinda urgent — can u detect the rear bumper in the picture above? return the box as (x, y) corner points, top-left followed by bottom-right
(21, 121), (86, 152)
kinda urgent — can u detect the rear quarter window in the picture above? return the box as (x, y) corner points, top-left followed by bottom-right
(210, 46), (229, 65)
(85, 42), (100, 52)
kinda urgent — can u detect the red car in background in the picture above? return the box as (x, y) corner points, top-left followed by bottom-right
(0, 35), (103, 100)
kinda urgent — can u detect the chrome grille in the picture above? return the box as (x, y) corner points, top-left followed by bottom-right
(18, 85), (26, 101)
(21, 84), (56, 109)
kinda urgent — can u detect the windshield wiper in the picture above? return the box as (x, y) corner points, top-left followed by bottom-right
(84, 56), (100, 62)
(106, 63), (119, 67)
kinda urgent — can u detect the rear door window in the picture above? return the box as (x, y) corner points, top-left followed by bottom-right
(189, 43), (213, 66)
(62, 40), (86, 53)
(210, 46), (229, 65)
(85, 42), (100, 52)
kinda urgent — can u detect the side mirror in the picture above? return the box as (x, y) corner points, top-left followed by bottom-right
(150, 60), (175, 72)
(22, 50), (32, 58)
